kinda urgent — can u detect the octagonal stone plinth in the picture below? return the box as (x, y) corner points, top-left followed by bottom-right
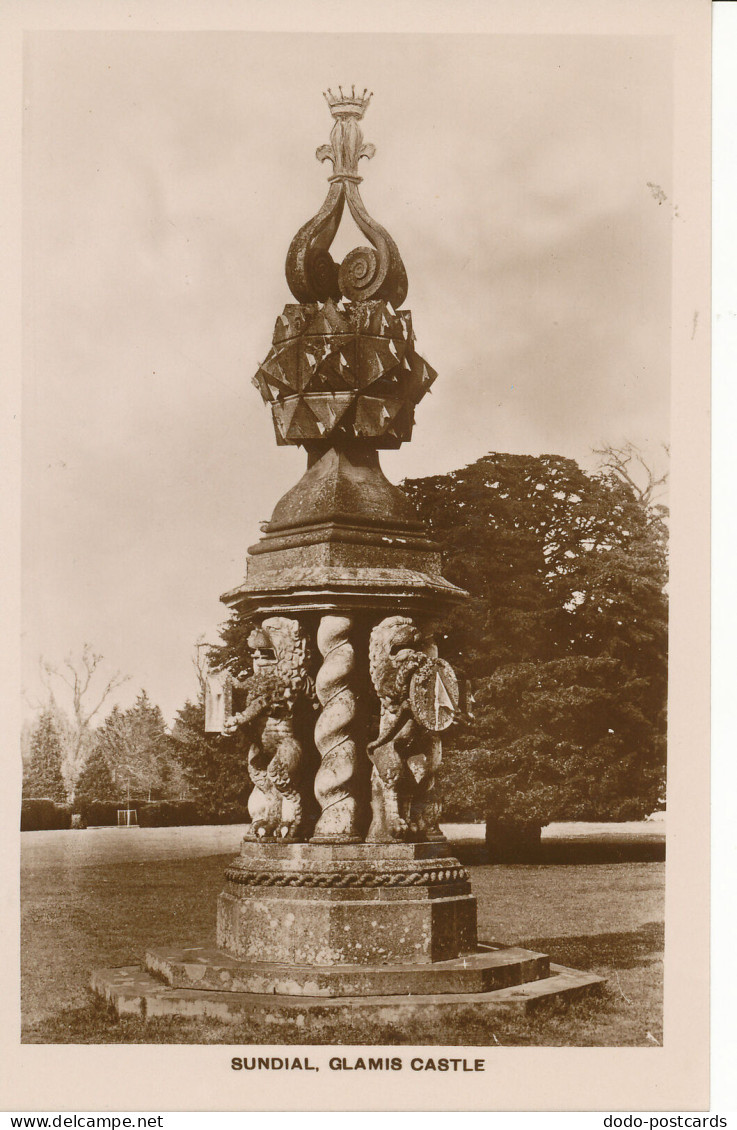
(216, 841), (477, 966)
(145, 942), (549, 998)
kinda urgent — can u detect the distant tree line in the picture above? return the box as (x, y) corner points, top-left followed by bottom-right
(22, 652), (250, 821)
(23, 689), (189, 808)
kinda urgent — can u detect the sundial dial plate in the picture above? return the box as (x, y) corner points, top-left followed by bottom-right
(410, 658), (460, 733)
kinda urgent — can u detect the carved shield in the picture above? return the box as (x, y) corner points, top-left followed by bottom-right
(409, 659), (460, 733)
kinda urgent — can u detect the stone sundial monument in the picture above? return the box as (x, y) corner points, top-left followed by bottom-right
(94, 89), (603, 1031)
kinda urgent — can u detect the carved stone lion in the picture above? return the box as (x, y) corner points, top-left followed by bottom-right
(366, 615), (442, 842)
(224, 617), (313, 841)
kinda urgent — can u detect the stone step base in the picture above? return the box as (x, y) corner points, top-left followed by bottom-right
(91, 960), (605, 1033)
(145, 943), (550, 998)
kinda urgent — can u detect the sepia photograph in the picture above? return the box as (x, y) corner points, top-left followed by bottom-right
(6, 0), (712, 1114)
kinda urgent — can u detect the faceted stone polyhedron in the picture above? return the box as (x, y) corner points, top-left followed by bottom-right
(253, 300), (437, 447)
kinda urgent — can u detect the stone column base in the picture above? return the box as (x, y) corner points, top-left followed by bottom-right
(216, 841), (477, 965)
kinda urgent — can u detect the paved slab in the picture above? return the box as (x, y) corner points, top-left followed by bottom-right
(92, 960), (605, 1030)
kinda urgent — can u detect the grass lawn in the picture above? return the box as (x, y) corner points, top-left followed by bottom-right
(21, 830), (663, 1047)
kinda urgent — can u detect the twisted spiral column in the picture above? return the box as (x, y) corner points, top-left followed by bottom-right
(312, 614), (365, 841)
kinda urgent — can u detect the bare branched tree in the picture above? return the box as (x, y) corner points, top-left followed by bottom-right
(41, 643), (130, 794)
(593, 441), (670, 511)
(192, 636), (211, 697)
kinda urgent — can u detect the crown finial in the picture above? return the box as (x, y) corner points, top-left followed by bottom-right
(323, 85), (373, 120)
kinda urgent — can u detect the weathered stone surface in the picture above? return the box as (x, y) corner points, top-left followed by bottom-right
(145, 942), (550, 998)
(217, 889), (477, 966)
(224, 566), (466, 620)
(222, 617), (314, 842)
(221, 842), (472, 897)
(311, 614), (365, 841)
(236, 840), (451, 860)
(253, 302), (435, 449)
(221, 445), (468, 622)
(366, 617), (444, 843)
(263, 446), (425, 534)
(246, 540), (444, 579)
(283, 90), (409, 311)
(254, 304), (435, 448)
(228, 840), (463, 872)
(92, 961), (606, 1031)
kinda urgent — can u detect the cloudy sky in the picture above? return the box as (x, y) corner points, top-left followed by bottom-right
(22, 31), (673, 722)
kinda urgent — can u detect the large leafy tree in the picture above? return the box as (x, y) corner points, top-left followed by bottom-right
(402, 451), (668, 846)
(23, 707), (67, 802)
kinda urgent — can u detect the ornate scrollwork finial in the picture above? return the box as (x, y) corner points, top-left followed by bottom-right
(285, 89), (408, 307)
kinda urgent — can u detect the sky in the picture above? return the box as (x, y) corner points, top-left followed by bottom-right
(22, 31), (673, 723)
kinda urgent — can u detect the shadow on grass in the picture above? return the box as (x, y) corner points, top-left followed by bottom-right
(518, 921), (664, 971)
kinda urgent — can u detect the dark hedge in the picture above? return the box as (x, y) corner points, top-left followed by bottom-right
(21, 799), (72, 831)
